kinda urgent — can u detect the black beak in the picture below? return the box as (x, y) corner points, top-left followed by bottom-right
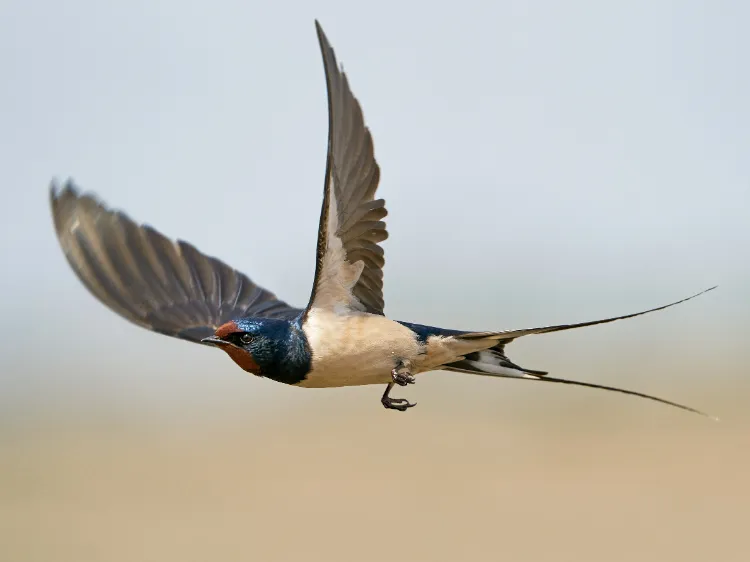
(201, 336), (229, 347)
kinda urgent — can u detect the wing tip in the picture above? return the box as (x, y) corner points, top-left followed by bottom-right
(314, 19), (329, 50)
(49, 177), (78, 203)
(49, 178), (108, 219)
(49, 178), (85, 236)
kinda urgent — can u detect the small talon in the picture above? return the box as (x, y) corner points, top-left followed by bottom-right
(381, 365), (417, 411)
(381, 396), (417, 412)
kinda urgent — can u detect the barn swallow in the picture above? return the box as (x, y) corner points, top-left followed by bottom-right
(50, 21), (716, 417)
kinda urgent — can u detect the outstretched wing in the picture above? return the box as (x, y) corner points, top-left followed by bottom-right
(305, 21), (387, 316)
(50, 180), (302, 344)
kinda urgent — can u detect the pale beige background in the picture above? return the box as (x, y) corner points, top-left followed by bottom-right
(1, 0), (748, 560)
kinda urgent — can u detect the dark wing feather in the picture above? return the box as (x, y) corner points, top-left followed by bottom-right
(50, 180), (302, 344)
(306, 21), (387, 316)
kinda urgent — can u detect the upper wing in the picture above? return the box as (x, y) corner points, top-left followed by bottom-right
(305, 21), (387, 316)
(50, 180), (302, 345)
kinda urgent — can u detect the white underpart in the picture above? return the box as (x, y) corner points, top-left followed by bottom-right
(301, 308), (422, 388)
(300, 317), (526, 388)
(311, 178), (366, 314)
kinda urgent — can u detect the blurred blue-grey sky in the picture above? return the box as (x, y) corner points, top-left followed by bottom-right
(1, 0), (747, 419)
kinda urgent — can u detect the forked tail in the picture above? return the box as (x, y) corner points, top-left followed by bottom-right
(443, 286), (718, 419)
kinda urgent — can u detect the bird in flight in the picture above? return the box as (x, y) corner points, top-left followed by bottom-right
(50, 21), (716, 416)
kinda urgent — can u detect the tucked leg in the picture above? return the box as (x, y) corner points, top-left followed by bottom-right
(391, 361), (415, 386)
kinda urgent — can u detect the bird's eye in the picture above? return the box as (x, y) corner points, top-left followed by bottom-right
(240, 333), (253, 345)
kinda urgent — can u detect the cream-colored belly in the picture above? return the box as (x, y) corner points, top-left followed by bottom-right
(299, 309), (424, 388)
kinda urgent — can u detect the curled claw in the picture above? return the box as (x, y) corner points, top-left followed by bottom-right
(381, 379), (417, 411)
(381, 396), (417, 412)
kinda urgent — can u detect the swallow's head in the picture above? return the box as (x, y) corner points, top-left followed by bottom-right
(201, 318), (310, 384)
(201, 318), (282, 376)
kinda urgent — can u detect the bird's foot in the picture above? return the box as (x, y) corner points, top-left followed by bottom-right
(381, 395), (417, 412)
(391, 365), (415, 387)
(381, 380), (417, 412)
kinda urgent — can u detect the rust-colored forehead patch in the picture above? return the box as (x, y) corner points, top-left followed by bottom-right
(215, 320), (239, 339)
